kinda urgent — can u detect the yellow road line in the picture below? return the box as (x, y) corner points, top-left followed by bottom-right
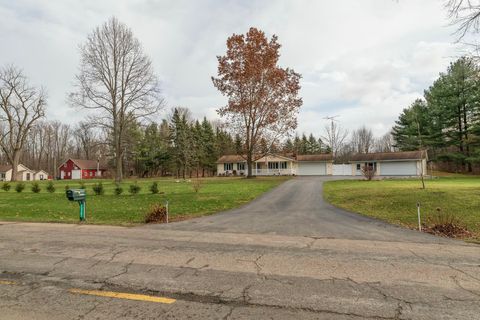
(69, 288), (176, 304)
(0, 280), (16, 285)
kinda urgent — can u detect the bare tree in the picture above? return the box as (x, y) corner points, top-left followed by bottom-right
(321, 119), (348, 159)
(374, 132), (395, 152)
(212, 27), (302, 177)
(74, 121), (98, 160)
(0, 65), (46, 181)
(446, 0), (480, 39)
(351, 126), (374, 153)
(70, 17), (163, 182)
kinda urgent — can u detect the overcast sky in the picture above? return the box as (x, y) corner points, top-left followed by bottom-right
(0, 0), (463, 137)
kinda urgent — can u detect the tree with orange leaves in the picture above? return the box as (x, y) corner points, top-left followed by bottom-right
(212, 27), (302, 177)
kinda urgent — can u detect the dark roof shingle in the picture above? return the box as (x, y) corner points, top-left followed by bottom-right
(296, 154), (333, 162)
(67, 159), (107, 170)
(349, 151), (426, 162)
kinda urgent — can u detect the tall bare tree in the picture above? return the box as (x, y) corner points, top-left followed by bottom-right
(212, 27), (302, 177)
(70, 17), (163, 182)
(351, 126), (374, 153)
(321, 120), (348, 159)
(0, 66), (46, 181)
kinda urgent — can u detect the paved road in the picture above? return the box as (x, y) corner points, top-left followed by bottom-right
(1, 177), (479, 319)
(156, 176), (447, 243)
(0, 223), (479, 319)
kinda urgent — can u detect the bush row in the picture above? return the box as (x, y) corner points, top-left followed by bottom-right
(0, 181), (163, 195)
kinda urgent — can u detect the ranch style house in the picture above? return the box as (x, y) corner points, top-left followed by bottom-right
(216, 151), (427, 176)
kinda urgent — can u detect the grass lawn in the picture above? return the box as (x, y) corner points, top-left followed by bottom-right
(0, 177), (289, 225)
(324, 177), (480, 240)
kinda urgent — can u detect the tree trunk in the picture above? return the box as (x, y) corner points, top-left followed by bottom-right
(10, 151), (21, 182)
(115, 153), (123, 182)
(247, 152), (253, 178)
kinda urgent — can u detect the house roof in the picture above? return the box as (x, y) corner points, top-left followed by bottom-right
(0, 164), (11, 172)
(349, 151), (426, 162)
(61, 159), (107, 170)
(296, 154), (334, 162)
(216, 153), (333, 163)
(216, 155), (245, 163)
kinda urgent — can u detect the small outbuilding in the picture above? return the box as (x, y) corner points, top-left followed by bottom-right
(0, 164), (39, 181)
(34, 170), (49, 181)
(59, 159), (107, 180)
(349, 151), (427, 176)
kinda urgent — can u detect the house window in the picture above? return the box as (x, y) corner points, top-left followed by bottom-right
(356, 164), (361, 170)
(39, 174), (44, 180)
(26, 173), (30, 181)
(224, 163), (233, 171)
(1, 173), (5, 179)
(280, 161), (288, 169)
(268, 162), (279, 169)
(237, 162), (245, 171)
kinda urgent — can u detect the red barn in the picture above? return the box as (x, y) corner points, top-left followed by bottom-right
(59, 159), (107, 180)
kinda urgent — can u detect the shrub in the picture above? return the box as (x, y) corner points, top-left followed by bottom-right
(192, 179), (203, 193)
(114, 183), (123, 195)
(79, 182), (86, 189)
(149, 181), (159, 194)
(424, 207), (470, 238)
(129, 182), (141, 195)
(361, 166), (375, 181)
(31, 182), (41, 193)
(64, 184), (70, 191)
(2, 182), (11, 191)
(15, 183), (25, 193)
(92, 182), (104, 195)
(144, 204), (168, 223)
(46, 181), (55, 193)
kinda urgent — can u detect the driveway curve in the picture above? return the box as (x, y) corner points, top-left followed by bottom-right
(152, 176), (450, 243)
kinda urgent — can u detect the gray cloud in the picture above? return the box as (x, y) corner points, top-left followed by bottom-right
(0, 0), (462, 137)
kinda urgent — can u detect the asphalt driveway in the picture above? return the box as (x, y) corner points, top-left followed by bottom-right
(154, 176), (447, 243)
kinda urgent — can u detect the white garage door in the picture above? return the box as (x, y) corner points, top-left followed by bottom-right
(381, 161), (417, 176)
(72, 170), (82, 180)
(332, 164), (351, 176)
(297, 162), (326, 175)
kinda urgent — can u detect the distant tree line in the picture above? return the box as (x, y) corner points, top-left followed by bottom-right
(392, 57), (480, 172)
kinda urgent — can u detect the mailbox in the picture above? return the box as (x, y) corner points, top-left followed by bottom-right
(66, 189), (86, 201)
(66, 189), (87, 221)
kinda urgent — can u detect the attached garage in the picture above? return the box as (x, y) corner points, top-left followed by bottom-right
(349, 151), (427, 177)
(297, 162), (326, 175)
(380, 161), (417, 176)
(295, 154), (333, 176)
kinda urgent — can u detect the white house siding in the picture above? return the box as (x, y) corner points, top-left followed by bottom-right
(297, 162), (327, 175)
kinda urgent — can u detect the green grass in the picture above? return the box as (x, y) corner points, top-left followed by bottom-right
(324, 177), (480, 239)
(0, 177), (289, 225)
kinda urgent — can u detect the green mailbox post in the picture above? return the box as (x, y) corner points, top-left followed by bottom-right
(66, 189), (87, 221)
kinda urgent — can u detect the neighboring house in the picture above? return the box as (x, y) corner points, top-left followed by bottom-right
(216, 151), (428, 176)
(34, 170), (49, 181)
(0, 164), (37, 181)
(349, 151), (427, 176)
(59, 159), (107, 180)
(216, 153), (334, 176)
